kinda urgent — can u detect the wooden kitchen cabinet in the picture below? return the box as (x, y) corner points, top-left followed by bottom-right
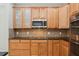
(13, 8), (31, 28)
(13, 8), (22, 28)
(9, 39), (31, 56)
(59, 5), (69, 29)
(9, 40), (30, 50)
(31, 42), (39, 56)
(22, 8), (31, 28)
(53, 40), (60, 56)
(48, 8), (59, 28)
(48, 40), (60, 56)
(69, 3), (79, 16)
(40, 8), (48, 19)
(32, 8), (47, 19)
(48, 40), (53, 56)
(60, 40), (70, 56)
(32, 8), (40, 19)
(31, 40), (48, 56)
(39, 43), (48, 56)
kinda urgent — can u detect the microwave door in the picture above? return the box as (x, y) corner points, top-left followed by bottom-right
(32, 21), (43, 28)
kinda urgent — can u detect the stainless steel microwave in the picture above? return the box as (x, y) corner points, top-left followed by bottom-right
(32, 19), (47, 28)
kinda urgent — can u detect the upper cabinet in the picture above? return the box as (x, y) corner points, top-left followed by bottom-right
(40, 8), (48, 19)
(69, 3), (79, 16)
(13, 8), (31, 28)
(59, 5), (69, 29)
(13, 5), (70, 29)
(31, 8), (47, 20)
(32, 8), (40, 19)
(22, 8), (31, 28)
(13, 8), (22, 28)
(48, 8), (59, 28)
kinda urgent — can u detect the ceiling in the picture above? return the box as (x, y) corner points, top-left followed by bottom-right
(14, 3), (69, 7)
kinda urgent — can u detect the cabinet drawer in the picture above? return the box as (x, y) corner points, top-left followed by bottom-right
(9, 49), (30, 56)
(61, 40), (69, 47)
(31, 40), (47, 43)
(10, 40), (30, 49)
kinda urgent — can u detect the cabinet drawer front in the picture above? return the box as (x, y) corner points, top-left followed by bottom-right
(31, 40), (47, 43)
(9, 49), (30, 56)
(10, 40), (30, 49)
(61, 40), (69, 47)
(10, 40), (20, 43)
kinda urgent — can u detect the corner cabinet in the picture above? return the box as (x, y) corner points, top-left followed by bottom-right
(59, 5), (69, 29)
(13, 8), (31, 28)
(69, 3), (79, 16)
(48, 8), (59, 28)
(60, 40), (70, 56)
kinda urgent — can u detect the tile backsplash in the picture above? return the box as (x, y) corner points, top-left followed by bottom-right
(9, 29), (70, 39)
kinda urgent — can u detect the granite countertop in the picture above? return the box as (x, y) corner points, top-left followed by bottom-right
(10, 36), (70, 42)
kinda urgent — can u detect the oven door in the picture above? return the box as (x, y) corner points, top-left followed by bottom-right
(70, 41), (79, 56)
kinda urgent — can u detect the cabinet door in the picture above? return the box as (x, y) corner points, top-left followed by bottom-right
(32, 8), (40, 19)
(48, 8), (59, 28)
(59, 5), (69, 29)
(48, 40), (53, 56)
(60, 40), (69, 56)
(40, 8), (47, 19)
(69, 3), (79, 16)
(31, 40), (47, 56)
(13, 8), (22, 28)
(22, 8), (31, 28)
(39, 42), (48, 56)
(53, 40), (60, 56)
(62, 45), (69, 56)
(31, 42), (39, 56)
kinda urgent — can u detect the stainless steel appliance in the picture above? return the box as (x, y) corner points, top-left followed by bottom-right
(70, 13), (79, 56)
(32, 19), (47, 28)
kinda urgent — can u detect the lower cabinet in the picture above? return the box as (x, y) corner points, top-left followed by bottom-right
(9, 39), (70, 56)
(48, 40), (60, 56)
(9, 39), (31, 56)
(60, 40), (70, 56)
(31, 40), (48, 56)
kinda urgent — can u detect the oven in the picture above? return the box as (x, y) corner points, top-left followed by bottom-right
(70, 41), (79, 56)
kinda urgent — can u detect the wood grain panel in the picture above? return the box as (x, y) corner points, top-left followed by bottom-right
(31, 43), (39, 56)
(40, 8), (47, 19)
(32, 8), (40, 19)
(48, 8), (59, 28)
(48, 40), (53, 56)
(9, 49), (30, 56)
(39, 42), (48, 56)
(59, 5), (69, 29)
